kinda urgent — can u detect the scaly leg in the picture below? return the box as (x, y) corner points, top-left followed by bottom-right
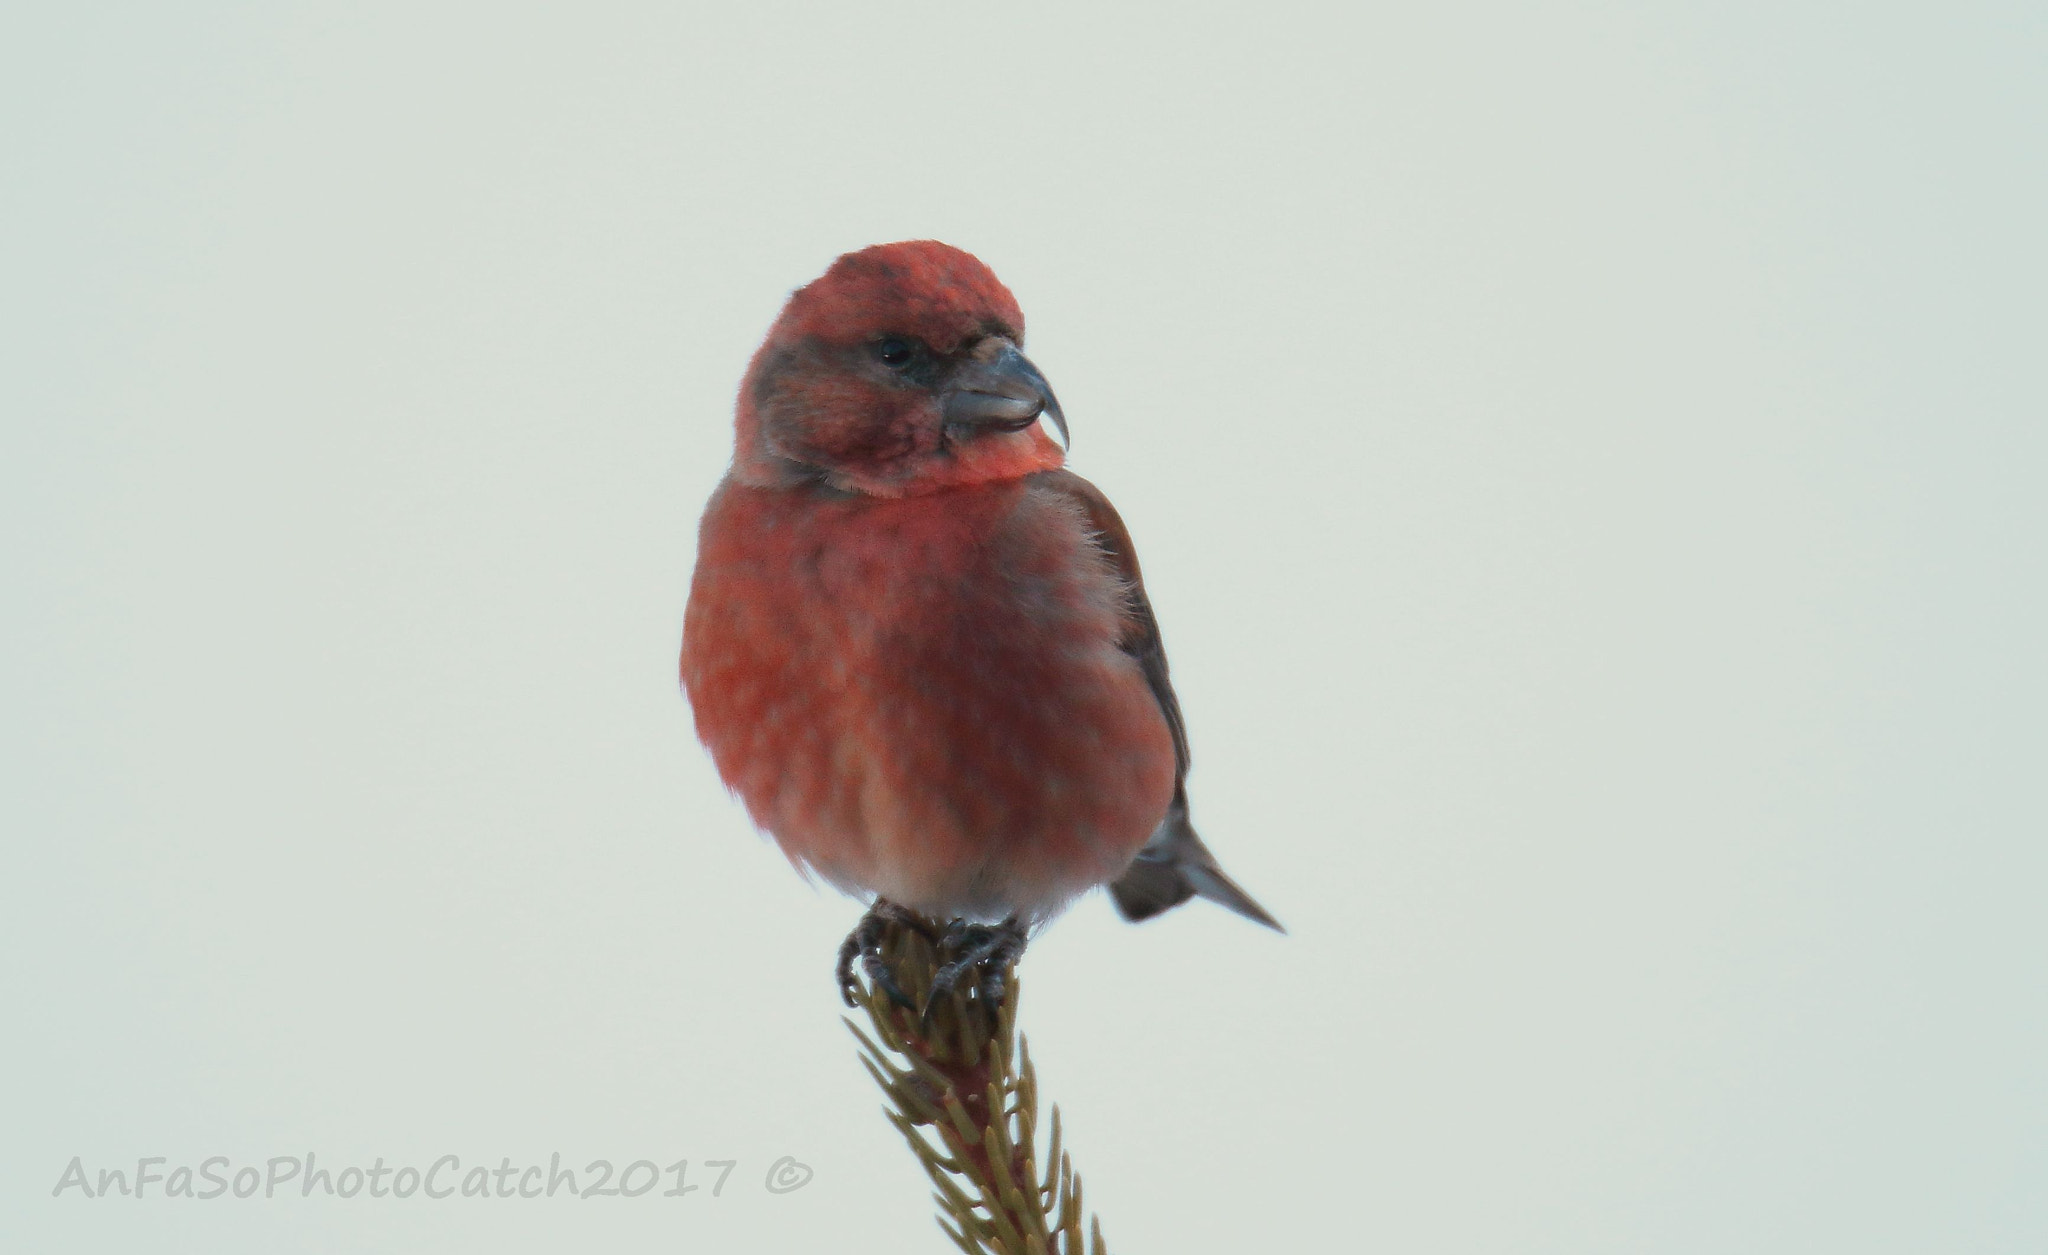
(837, 898), (935, 1009)
(924, 916), (1029, 1014)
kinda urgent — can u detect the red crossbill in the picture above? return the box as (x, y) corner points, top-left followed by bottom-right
(681, 241), (1279, 1005)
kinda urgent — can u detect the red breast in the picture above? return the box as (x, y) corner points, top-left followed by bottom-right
(681, 473), (1177, 921)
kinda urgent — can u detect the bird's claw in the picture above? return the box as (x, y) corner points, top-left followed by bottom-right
(837, 899), (931, 1009)
(920, 916), (1028, 1017)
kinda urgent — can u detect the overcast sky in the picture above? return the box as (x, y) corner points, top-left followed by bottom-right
(4, 3), (2043, 1251)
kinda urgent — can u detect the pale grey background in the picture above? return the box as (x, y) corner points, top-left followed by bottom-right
(4, 3), (2043, 1251)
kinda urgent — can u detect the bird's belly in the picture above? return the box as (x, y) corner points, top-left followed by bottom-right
(682, 482), (1176, 921)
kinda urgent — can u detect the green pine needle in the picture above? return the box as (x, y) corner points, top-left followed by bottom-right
(844, 915), (1110, 1255)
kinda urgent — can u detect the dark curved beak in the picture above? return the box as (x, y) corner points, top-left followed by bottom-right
(940, 339), (1069, 448)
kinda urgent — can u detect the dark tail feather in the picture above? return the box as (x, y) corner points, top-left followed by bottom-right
(1108, 797), (1283, 932)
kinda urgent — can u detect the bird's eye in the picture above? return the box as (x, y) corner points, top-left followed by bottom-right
(875, 337), (914, 368)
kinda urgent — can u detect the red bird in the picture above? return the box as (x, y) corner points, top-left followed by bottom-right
(681, 241), (1280, 1005)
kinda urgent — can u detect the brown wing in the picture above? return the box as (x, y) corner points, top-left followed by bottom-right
(1029, 468), (1283, 931)
(1028, 467), (1189, 783)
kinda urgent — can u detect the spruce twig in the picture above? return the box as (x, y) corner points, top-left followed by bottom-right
(844, 915), (1109, 1255)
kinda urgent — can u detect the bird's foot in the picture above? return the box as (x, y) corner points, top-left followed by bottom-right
(923, 916), (1029, 1016)
(837, 899), (934, 1009)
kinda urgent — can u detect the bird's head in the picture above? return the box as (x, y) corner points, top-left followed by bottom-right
(732, 241), (1068, 496)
